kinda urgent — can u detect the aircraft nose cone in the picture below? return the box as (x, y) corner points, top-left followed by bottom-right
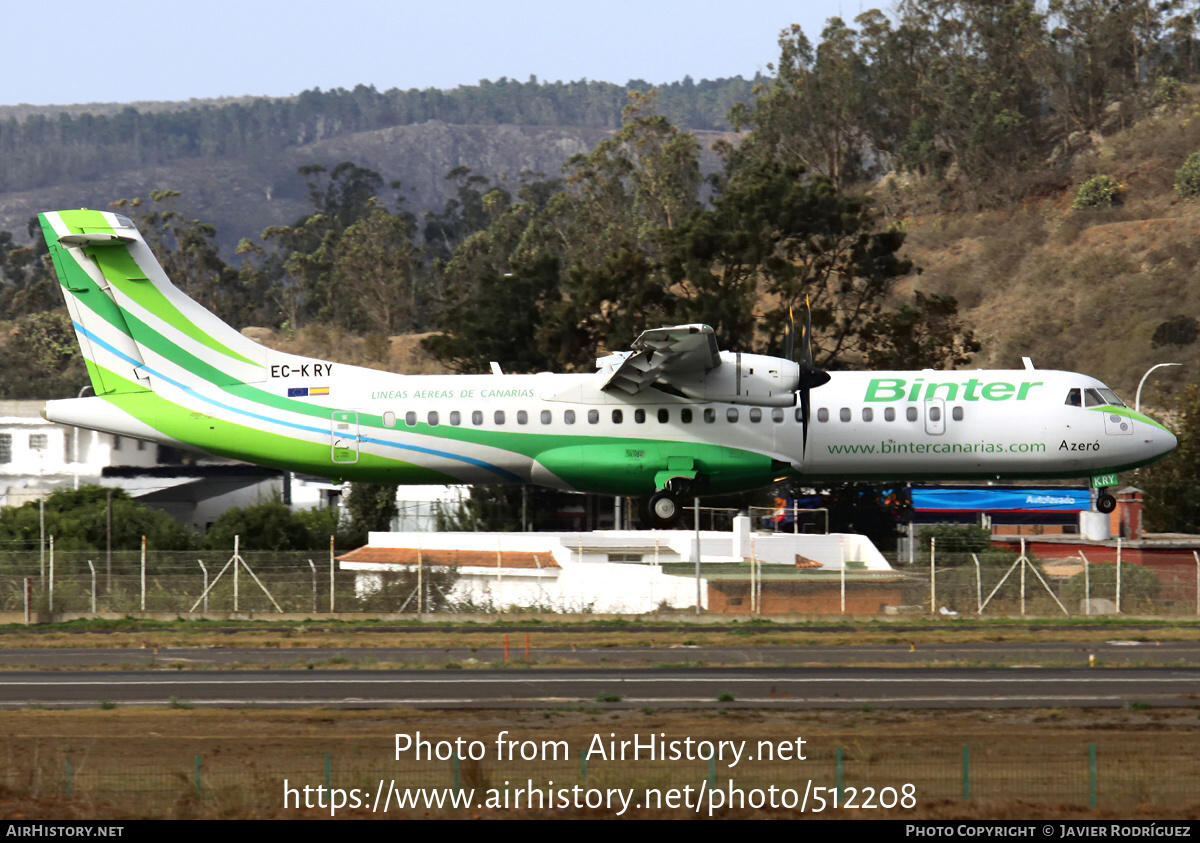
(1159, 426), (1179, 456)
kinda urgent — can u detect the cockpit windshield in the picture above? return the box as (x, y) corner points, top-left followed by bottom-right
(1065, 387), (1126, 408)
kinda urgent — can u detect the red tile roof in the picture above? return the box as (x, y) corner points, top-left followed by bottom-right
(337, 547), (558, 569)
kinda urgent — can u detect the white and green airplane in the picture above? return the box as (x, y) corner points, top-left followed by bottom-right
(38, 209), (1176, 526)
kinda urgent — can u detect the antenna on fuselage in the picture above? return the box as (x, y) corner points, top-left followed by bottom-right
(1022, 357), (1035, 370)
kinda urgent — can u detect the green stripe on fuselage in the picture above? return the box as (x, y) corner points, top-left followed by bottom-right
(83, 243), (259, 369)
(95, 366), (456, 484)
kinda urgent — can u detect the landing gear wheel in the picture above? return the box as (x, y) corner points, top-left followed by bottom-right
(649, 490), (680, 529)
(1097, 493), (1116, 514)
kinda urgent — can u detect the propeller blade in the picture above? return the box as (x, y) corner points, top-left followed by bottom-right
(800, 387), (811, 458)
(784, 306), (795, 361)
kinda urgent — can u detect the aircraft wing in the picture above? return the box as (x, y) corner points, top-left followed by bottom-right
(598, 324), (720, 396)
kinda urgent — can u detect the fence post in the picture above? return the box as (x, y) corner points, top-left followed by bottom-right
(324, 753), (331, 792)
(452, 753), (460, 795)
(580, 747), (588, 780)
(88, 560), (96, 614)
(140, 536), (146, 612)
(835, 747), (844, 806)
(194, 754), (203, 798)
(929, 537), (936, 615)
(1088, 743), (1097, 809)
(708, 754), (716, 790)
(65, 757), (73, 797)
(962, 745), (970, 800)
(48, 536), (54, 616)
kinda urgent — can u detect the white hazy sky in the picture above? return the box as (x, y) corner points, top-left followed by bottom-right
(5, 0), (878, 106)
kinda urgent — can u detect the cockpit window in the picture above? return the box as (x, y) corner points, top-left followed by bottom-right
(1084, 388), (1105, 407)
(1096, 388), (1126, 407)
(1065, 388), (1081, 407)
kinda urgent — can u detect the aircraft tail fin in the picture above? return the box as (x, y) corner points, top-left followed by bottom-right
(38, 209), (266, 395)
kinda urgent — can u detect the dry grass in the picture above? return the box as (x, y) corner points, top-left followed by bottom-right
(2, 707), (1198, 819)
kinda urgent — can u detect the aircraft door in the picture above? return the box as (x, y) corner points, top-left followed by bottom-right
(924, 398), (945, 436)
(331, 410), (360, 464)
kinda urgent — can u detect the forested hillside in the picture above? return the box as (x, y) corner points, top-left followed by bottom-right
(4, 0), (1200, 528)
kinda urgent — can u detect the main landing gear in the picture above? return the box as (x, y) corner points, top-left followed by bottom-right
(642, 478), (693, 529)
(1096, 488), (1116, 514)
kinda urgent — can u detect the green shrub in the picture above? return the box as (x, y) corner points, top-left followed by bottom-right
(1155, 76), (1183, 107)
(1174, 151), (1200, 197)
(1072, 175), (1121, 209)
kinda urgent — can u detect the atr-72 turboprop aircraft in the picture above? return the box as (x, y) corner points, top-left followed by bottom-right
(38, 209), (1177, 527)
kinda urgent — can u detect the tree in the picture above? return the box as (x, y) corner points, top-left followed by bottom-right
(342, 482), (399, 547)
(0, 310), (88, 399)
(667, 158), (914, 362)
(0, 486), (197, 553)
(1134, 385), (1200, 532)
(204, 501), (337, 551)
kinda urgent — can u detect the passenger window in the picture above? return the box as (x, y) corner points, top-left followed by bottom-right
(952, 406), (963, 421)
(749, 408), (761, 423)
(494, 410), (505, 424)
(472, 410), (483, 426)
(564, 410), (576, 424)
(929, 406), (941, 422)
(907, 407), (918, 422)
(704, 408), (716, 423)
(817, 408), (829, 423)
(635, 409), (646, 423)
(884, 407), (895, 422)
(588, 409), (599, 424)
(862, 408), (873, 422)
(1065, 388), (1082, 407)
(727, 408), (739, 422)
(681, 409), (693, 424)
(405, 411), (417, 427)
(449, 411), (461, 426)
(772, 408), (784, 423)
(517, 410), (528, 425)
(382, 411), (396, 428)
(541, 410), (552, 424)
(839, 408), (851, 422)
(658, 409), (669, 423)
(612, 409), (623, 423)
(427, 411), (439, 426)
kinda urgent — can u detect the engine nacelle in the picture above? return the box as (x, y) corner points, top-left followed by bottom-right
(673, 352), (799, 406)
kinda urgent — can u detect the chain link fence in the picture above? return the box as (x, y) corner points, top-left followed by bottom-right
(2, 536), (1198, 617)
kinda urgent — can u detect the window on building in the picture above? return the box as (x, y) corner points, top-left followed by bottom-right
(0, 434), (11, 464)
(29, 434), (48, 451)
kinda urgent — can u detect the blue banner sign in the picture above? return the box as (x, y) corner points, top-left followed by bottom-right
(913, 489), (1090, 512)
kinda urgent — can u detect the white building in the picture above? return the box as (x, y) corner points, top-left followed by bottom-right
(339, 516), (894, 613)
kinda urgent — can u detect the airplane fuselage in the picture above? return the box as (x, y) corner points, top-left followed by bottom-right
(43, 353), (1176, 496)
